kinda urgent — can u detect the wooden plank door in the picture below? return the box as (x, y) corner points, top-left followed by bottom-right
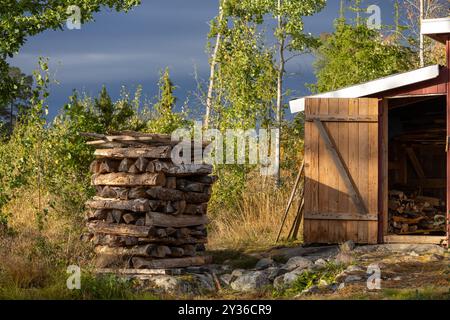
(304, 98), (379, 244)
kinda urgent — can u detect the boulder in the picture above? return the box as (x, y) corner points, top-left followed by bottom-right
(274, 267), (309, 289)
(282, 256), (314, 272)
(314, 258), (328, 267)
(230, 271), (270, 292)
(255, 258), (275, 270)
(340, 240), (355, 252)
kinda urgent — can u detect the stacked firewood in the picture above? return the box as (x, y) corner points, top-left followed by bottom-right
(388, 190), (446, 235)
(83, 131), (215, 270)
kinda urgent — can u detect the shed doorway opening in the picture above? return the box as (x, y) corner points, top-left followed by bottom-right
(387, 96), (447, 238)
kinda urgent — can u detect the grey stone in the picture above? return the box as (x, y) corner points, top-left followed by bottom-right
(314, 258), (328, 267)
(147, 274), (216, 295)
(334, 252), (355, 265)
(255, 258), (274, 270)
(340, 240), (356, 252)
(338, 283), (346, 290)
(266, 267), (286, 281)
(220, 274), (233, 286)
(344, 275), (363, 283)
(345, 265), (365, 273)
(354, 244), (445, 255)
(301, 285), (319, 295)
(230, 271), (270, 292)
(231, 269), (246, 280)
(318, 279), (329, 288)
(283, 256), (314, 271)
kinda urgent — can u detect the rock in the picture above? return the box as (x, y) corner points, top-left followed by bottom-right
(409, 251), (419, 257)
(266, 267), (286, 281)
(318, 279), (329, 288)
(345, 265), (365, 273)
(354, 244), (445, 256)
(231, 269), (246, 280)
(147, 274), (216, 295)
(230, 271), (270, 292)
(340, 240), (355, 252)
(220, 274), (233, 286)
(338, 283), (345, 290)
(255, 258), (274, 270)
(314, 258), (328, 267)
(344, 275), (363, 283)
(335, 252), (355, 265)
(273, 267), (308, 290)
(301, 285), (319, 295)
(283, 256), (314, 271)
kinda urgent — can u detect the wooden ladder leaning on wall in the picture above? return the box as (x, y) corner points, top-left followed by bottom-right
(276, 160), (305, 242)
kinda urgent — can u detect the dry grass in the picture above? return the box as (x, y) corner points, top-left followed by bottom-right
(0, 187), (92, 290)
(208, 170), (303, 250)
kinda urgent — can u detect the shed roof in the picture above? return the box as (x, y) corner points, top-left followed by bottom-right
(421, 17), (450, 44)
(289, 65), (441, 113)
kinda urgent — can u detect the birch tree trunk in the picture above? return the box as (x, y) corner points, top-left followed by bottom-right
(275, 0), (285, 187)
(204, 0), (226, 129)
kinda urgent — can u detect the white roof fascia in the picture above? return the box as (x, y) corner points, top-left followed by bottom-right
(289, 65), (440, 114)
(421, 17), (450, 36)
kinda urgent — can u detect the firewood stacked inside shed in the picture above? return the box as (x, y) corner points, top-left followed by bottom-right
(388, 190), (446, 235)
(83, 131), (215, 270)
(388, 97), (447, 236)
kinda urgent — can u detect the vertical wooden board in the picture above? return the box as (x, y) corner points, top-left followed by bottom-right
(368, 98), (379, 244)
(327, 99), (340, 242)
(346, 99), (360, 242)
(382, 99), (389, 238)
(317, 99), (330, 242)
(336, 99), (350, 242)
(305, 99), (320, 243)
(357, 99), (370, 243)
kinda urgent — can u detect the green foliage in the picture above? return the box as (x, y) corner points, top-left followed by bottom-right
(274, 261), (345, 297)
(311, 22), (416, 93)
(147, 68), (190, 134)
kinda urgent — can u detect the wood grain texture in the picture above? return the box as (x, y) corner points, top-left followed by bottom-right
(304, 98), (379, 244)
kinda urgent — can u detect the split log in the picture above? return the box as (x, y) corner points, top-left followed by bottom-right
(172, 200), (186, 215)
(119, 158), (134, 172)
(111, 210), (123, 223)
(128, 187), (148, 199)
(175, 227), (191, 239)
(92, 234), (121, 246)
(184, 203), (207, 215)
(165, 164), (213, 176)
(87, 198), (150, 212)
(88, 221), (152, 238)
(86, 209), (108, 221)
(106, 211), (115, 224)
(99, 159), (120, 173)
(100, 186), (129, 199)
(138, 236), (207, 246)
(135, 218), (145, 226)
(134, 157), (149, 172)
(190, 175), (218, 185)
(94, 146), (172, 159)
(145, 212), (209, 228)
(169, 247), (185, 257)
(132, 256), (211, 269)
(90, 160), (101, 173)
(392, 216), (425, 224)
(184, 192), (211, 204)
(182, 245), (196, 257)
(150, 245), (171, 258)
(176, 179), (206, 193)
(122, 213), (138, 225)
(146, 187), (184, 201)
(95, 244), (154, 257)
(165, 177), (177, 189)
(92, 172), (166, 187)
(128, 164), (140, 173)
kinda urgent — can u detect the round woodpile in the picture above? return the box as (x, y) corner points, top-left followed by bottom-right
(83, 131), (215, 270)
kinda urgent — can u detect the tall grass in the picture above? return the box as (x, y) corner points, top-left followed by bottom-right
(208, 170), (303, 250)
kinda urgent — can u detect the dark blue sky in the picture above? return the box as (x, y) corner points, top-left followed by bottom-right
(9, 0), (395, 119)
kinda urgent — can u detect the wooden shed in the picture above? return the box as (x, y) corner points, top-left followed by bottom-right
(289, 18), (450, 246)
